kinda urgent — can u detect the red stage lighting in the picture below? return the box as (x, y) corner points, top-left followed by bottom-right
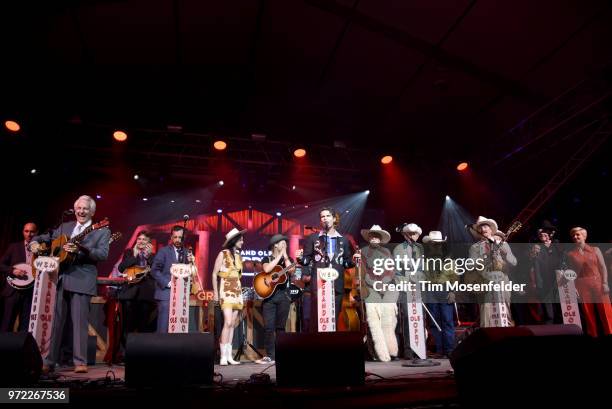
(214, 140), (227, 151)
(5, 120), (20, 132)
(381, 155), (393, 164)
(293, 148), (306, 158)
(457, 162), (468, 171)
(113, 130), (128, 142)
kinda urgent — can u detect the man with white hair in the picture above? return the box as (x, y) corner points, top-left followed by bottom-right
(30, 195), (110, 373)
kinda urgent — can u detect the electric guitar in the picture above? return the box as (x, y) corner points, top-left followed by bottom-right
(253, 262), (296, 299)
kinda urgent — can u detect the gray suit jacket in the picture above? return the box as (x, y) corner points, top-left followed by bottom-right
(33, 221), (110, 296)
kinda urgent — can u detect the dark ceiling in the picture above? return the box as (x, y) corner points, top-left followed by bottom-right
(1, 0), (611, 235)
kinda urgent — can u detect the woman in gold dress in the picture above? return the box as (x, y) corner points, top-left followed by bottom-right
(212, 228), (246, 365)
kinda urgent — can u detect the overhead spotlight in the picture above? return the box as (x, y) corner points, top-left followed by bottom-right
(304, 205), (309, 208)
(445, 195), (450, 201)
(365, 190), (370, 195)
(457, 162), (468, 171)
(113, 130), (127, 142)
(381, 155), (393, 164)
(96, 194), (102, 199)
(195, 199), (201, 203)
(142, 198), (148, 201)
(5, 120), (20, 132)
(218, 180), (224, 186)
(345, 210), (350, 213)
(293, 148), (306, 158)
(170, 200), (175, 203)
(291, 185), (296, 190)
(217, 209), (222, 214)
(276, 212), (282, 217)
(214, 140), (227, 151)
(30, 169), (37, 174)
(133, 174), (139, 180)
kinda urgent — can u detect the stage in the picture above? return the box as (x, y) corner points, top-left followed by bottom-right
(38, 360), (458, 408)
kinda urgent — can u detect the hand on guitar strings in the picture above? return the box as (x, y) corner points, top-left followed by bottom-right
(12, 268), (28, 278)
(63, 243), (78, 254)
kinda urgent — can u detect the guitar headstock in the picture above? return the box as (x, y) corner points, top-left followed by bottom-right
(506, 221), (523, 239)
(93, 217), (110, 230)
(109, 232), (122, 244)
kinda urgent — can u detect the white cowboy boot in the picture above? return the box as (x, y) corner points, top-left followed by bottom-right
(226, 343), (240, 365)
(219, 343), (228, 366)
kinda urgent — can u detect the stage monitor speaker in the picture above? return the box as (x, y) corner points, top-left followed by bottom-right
(125, 333), (214, 387)
(450, 324), (604, 407)
(276, 332), (365, 388)
(0, 332), (42, 386)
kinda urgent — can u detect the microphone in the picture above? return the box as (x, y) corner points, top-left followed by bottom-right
(183, 214), (190, 221)
(63, 209), (75, 216)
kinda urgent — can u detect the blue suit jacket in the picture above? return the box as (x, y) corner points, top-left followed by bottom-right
(151, 245), (183, 301)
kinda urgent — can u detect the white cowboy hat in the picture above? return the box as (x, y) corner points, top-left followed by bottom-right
(422, 231), (447, 243)
(360, 225), (391, 244)
(223, 227), (247, 248)
(470, 216), (498, 239)
(401, 223), (422, 236)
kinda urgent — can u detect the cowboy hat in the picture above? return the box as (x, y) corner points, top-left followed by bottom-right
(223, 227), (247, 248)
(470, 216), (498, 239)
(537, 220), (557, 234)
(360, 225), (391, 244)
(422, 231), (447, 244)
(400, 223), (422, 236)
(269, 234), (289, 248)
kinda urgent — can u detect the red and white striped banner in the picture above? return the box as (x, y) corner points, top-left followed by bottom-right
(557, 269), (582, 329)
(406, 286), (427, 359)
(28, 257), (59, 358)
(169, 264), (192, 333)
(317, 268), (338, 332)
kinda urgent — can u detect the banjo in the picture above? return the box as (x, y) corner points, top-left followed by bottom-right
(6, 263), (34, 290)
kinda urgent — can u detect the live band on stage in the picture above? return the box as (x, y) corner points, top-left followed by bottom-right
(1, 195), (611, 375)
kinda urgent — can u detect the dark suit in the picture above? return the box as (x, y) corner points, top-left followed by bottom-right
(0, 242), (33, 332)
(33, 221), (110, 366)
(300, 232), (354, 332)
(150, 245), (186, 333)
(116, 249), (156, 339)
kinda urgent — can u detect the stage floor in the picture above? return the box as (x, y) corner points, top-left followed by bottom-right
(42, 360), (458, 408)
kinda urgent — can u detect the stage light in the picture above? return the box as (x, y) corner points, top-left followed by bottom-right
(214, 140), (227, 151)
(293, 148), (306, 158)
(457, 162), (468, 171)
(170, 200), (175, 203)
(365, 190), (370, 195)
(217, 209), (223, 214)
(292, 185), (296, 190)
(113, 130), (127, 142)
(133, 174), (139, 180)
(446, 195), (450, 200)
(5, 120), (20, 132)
(142, 198), (148, 201)
(276, 212), (282, 217)
(196, 199), (201, 203)
(345, 210), (350, 213)
(381, 155), (393, 164)
(218, 180), (224, 186)
(96, 194), (102, 199)
(30, 169), (36, 174)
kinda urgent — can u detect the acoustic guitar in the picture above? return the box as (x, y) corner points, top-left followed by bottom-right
(253, 262), (296, 299)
